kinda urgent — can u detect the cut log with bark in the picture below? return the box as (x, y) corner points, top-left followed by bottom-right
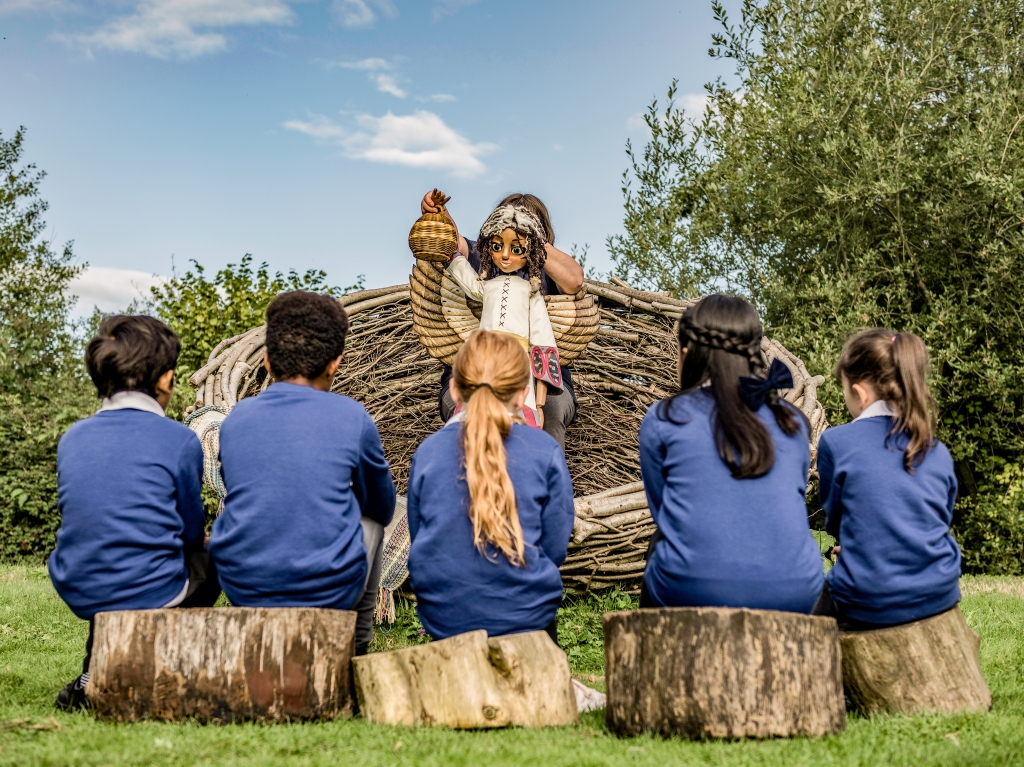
(86, 608), (356, 723)
(604, 607), (845, 738)
(840, 605), (991, 716)
(352, 629), (578, 728)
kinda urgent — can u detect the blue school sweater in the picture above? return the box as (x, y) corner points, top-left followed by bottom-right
(48, 409), (205, 619)
(819, 415), (961, 625)
(406, 421), (575, 639)
(210, 383), (395, 610)
(640, 390), (824, 613)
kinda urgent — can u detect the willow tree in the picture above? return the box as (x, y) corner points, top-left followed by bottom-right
(609, 0), (1024, 572)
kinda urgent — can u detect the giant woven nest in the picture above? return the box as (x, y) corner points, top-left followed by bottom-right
(184, 277), (827, 593)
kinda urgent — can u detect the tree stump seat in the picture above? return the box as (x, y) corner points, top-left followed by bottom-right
(86, 608), (357, 723)
(603, 607), (845, 738)
(840, 604), (991, 715)
(352, 629), (579, 728)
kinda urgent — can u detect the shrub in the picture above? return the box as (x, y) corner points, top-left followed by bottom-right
(608, 0), (1024, 573)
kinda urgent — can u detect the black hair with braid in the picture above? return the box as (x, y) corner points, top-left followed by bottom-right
(477, 210), (548, 294)
(657, 294), (804, 478)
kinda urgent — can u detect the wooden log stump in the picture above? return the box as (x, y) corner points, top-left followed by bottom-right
(604, 607), (845, 738)
(352, 629), (578, 728)
(86, 608), (356, 723)
(840, 605), (991, 715)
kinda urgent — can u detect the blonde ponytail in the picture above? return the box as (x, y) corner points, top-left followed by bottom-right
(452, 331), (531, 565)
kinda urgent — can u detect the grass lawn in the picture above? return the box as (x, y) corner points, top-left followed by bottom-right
(1, 566), (1022, 766)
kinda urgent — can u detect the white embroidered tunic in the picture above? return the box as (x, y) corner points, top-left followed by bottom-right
(446, 255), (560, 423)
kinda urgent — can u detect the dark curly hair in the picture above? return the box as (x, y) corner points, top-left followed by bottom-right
(85, 315), (181, 399)
(266, 291), (349, 381)
(658, 294), (804, 478)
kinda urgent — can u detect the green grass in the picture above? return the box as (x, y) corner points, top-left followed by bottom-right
(2, 567), (1023, 766)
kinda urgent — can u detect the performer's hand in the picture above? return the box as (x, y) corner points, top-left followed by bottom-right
(421, 188), (449, 214)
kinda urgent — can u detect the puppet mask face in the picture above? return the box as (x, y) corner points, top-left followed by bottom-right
(488, 228), (529, 273)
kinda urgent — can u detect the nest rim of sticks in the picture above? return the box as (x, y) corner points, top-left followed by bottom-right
(185, 275), (828, 594)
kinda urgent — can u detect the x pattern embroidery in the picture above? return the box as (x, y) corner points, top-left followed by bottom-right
(498, 278), (511, 327)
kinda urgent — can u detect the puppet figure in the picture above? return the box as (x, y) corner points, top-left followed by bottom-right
(444, 203), (562, 427)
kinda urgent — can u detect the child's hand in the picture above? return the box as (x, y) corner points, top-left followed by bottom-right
(828, 545), (841, 562)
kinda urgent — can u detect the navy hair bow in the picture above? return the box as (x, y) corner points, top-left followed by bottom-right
(738, 358), (794, 410)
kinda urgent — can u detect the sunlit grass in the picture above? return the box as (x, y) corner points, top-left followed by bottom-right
(2, 566), (1022, 766)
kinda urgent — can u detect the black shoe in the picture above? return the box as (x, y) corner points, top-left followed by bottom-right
(55, 677), (90, 711)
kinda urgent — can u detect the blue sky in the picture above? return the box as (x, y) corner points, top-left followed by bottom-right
(1, 0), (736, 313)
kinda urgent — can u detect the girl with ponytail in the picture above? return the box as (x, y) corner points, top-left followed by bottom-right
(406, 330), (575, 641)
(814, 330), (961, 629)
(640, 295), (824, 613)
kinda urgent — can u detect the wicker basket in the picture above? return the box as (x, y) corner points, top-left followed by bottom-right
(408, 192), (458, 263)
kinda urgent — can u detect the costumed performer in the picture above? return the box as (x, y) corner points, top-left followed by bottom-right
(422, 190), (584, 447)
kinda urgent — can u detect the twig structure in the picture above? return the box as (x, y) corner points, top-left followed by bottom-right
(185, 277), (827, 592)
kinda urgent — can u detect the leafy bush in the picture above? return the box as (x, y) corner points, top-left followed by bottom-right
(149, 255), (363, 418)
(608, 0), (1024, 573)
(0, 128), (93, 562)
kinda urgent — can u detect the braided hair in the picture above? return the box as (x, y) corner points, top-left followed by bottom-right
(658, 294), (804, 478)
(477, 205), (548, 293)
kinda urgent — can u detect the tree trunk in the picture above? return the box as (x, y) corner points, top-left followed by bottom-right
(352, 629), (578, 728)
(841, 605), (991, 715)
(603, 607), (845, 738)
(87, 608), (356, 723)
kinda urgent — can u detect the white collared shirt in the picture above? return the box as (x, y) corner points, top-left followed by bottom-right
(98, 390), (166, 417)
(853, 399), (895, 422)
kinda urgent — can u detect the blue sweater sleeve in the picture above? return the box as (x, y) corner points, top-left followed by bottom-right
(176, 434), (206, 550)
(639, 411), (666, 523)
(539, 447), (574, 566)
(352, 412), (396, 527)
(407, 453), (422, 540)
(817, 434), (842, 539)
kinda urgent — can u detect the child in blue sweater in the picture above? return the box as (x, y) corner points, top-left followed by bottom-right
(49, 315), (220, 711)
(210, 291), (395, 654)
(813, 330), (961, 629)
(407, 330), (575, 642)
(639, 295), (823, 613)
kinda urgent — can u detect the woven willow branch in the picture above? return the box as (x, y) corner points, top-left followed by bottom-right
(185, 276), (827, 592)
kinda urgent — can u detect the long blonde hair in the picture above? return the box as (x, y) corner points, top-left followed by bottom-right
(452, 330), (531, 566)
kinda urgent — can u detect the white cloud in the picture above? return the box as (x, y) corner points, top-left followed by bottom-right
(427, 93), (455, 103)
(70, 0), (296, 59)
(327, 57), (405, 97)
(284, 110), (496, 178)
(336, 57), (389, 71)
(626, 93), (711, 134)
(372, 73), (405, 98)
(331, 0), (395, 28)
(431, 0), (478, 21)
(680, 92), (709, 116)
(69, 266), (168, 316)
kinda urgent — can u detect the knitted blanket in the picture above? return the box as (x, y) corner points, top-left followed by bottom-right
(375, 495), (411, 624)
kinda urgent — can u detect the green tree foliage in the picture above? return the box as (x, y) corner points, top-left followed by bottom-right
(608, 0), (1024, 572)
(150, 255), (363, 415)
(0, 128), (93, 562)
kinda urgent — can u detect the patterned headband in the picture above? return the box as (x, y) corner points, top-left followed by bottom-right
(478, 205), (547, 243)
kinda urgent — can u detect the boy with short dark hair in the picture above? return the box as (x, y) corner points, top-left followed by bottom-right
(210, 291), (395, 654)
(50, 315), (221, 710)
